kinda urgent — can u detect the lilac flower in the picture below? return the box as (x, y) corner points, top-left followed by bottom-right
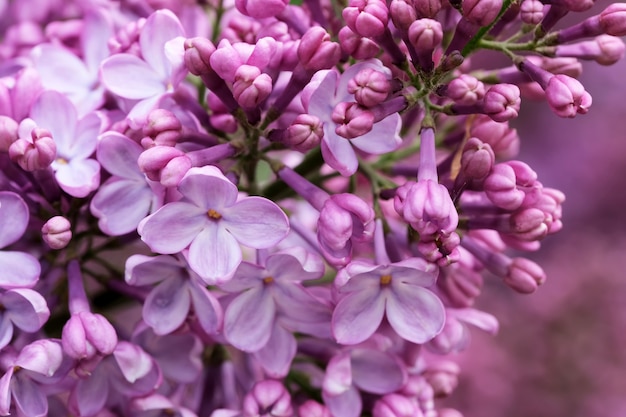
(31, 11), (112, 116)
(100, 9), (187, 127)
(332, 257), (445, 345)
(125, 254), (223, 336)
(138, 166), (289, 283)
(0, 191), (40, 289)
(90, 132), (164, 236)
(305, 59), (402, 176)
(0, 339), (72, 417)
(28, 90), (101, 198)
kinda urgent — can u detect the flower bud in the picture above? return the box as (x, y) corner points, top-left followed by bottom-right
(348, 67), (391, 107)
(42, 216), (72, 249)
(600, 3), (626, 36)
(299, 26), (341, 72)
(549, 0), (594, 12)
(285, 114), (324, 152)
(483, 83), (521, 122)
(372, 393), (421, 417)
(470, 115), (520, 159)
(9, 127), (56, 171)
(505, 257), (546, 293)
(408, 18), (443, 53)
(298, 400), (331, 417)
(415, 0), (442, 17)
(509, 207), (548, 241)
(138, 146), (192, 187)
(242, 380), (293, 417)
(462, 0), (504, 26)
(338, 26), (380, 60)
(142, 109), (182, 147)
(183, 37), (216, 76)
(483, 163), (526, 210)
(423, 360), (460, 398)
(62, 311), (118, 360)
(235, 0), (289, 19)
(390, 0), (418, 32)
(399, 180), (459, 236)
(0, 116), (18, 152)
(545, 74), (592, 118)
(520, 0), (544, 24)
(343, 0), (389, 38)
(332, 102), (375, 139)
(232, 65), (273, 108)
(460, 137), (495, 181)
(444, 74), (485, 105)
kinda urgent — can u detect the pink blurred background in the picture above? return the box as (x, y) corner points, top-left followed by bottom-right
(447, 40), (626, 417)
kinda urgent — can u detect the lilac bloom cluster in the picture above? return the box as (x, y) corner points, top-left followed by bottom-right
(0, 0), (623, 416)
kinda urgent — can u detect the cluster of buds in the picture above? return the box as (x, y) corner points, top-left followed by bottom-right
(0, 0), (623, 416)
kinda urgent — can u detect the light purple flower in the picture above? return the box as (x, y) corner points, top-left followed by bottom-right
(125, 254), (223, 336)
(100, 9), (187, 127)
(0, 191), (40, 289)
(332, 257), (445, 345)
(90, 132), (164, 236)
(0, 289), (49, 349)
(306, 59), (402, 176)
(138, 165), (290, 283)
(28, 90), (101, 198)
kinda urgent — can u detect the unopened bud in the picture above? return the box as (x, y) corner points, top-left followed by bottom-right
(42, 216), (72, 249)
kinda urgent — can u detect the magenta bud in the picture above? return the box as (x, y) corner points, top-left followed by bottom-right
(235, 0), (289, 18)
(520, 0), (544, 24)
(372, 393), (420, 417)
(483, 163), (526, 210)
(343, 0), (389, 38)
(470, 115), (520, 159)
(505, 257), (546, 293)
(417, 232), (461, 266)
(298, 26), (341, 71)
(462, 0), (504, 25)
(600, 3), (626, 36)
(62, 311), (118, 359)
(0, 115), (18, 152)
(483, 83), (521, 122)
(390, 0), (418, 32)
(242, 380), (293, 417)
(509, 207), (548, 240)
(348, 67), (391, 107)
(232, 65), (272, 108)
(594, 35), (626, 65)
(42, 216), (72, 249)
(285, 114), (324, 152)
(415, 0), (442, 17)
(445, 74), (485, 105)
(545, 74), (592, 118)
(138, 146), (192, 187)
(423, 360), (461, 398)
(408, 18), (443, 52)
(338, 26), (380, 60)
(143, 109), (182, 147)
(9, 127), (57, 171)
(183, 37), (216, 76)
(398, 180), (459, 236)
(460, 137), (495, 181)
(298, 400), (331, 417)
(332, 102), (375, 139)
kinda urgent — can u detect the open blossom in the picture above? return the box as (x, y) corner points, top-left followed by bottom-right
(305, 59), (402, 176)
(138, 165), (289, 283)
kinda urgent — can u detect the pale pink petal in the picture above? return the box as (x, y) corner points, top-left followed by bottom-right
(54, 158), (100, 198)
(219, 261), (265, 293)
(0, 368), (14, 415)
(187, 223), (242, 283)
(224, 286), (275, 351)
(100, 54), (165, 99)
(321, 133), (358, 177)
(0, 191), (29, 248)
(113, 342), (152, 383)
(15, 340), (63, 375)
(140, 10), (185, 80)
(307, 70), (338, 115)
(125, 255), (183, 287)
(96, 132), (143, 179)
(0, 251), (40, 289)
(222, 197), (289, 248)
(138, 202), (206, 254)
(82, 11), (113, 75)
(143, 275), (190, 335)
(323, 386), (362, 417)
(188, 281), (223, 335)
(12, 373), (48, 417)
(70, 112), (101, 160)
(350, 348), (407, 394)
(454, 308), (499, 334)
(332, 289), (385, 345)
(323, 351), (352, 395)
(178, 166), (238, 211)
(30, 90), (77, 141)
(266, 251), (324, 282)
(70, 370), (108, 417)
(0, 315), (13, 349)
(3, 289), (49, 332)
(386, 285), (445, 344)
(349, 113), (402, 154)
(31, 44), (92, 95)
(254, 324), (297, 378)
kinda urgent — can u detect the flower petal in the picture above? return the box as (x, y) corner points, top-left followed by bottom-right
(138, 202), (206, 254)
(0, 251), (40, 289)
(349, 113), (401, 154)
(320, 130), (359, 177)
(224, 286), (275, 351)
(125, 254), (184, 287)
(350, 348), (406, 394)
(97, 132), (144, 179)
(140, 10), (185, 80)
(253, 323), (296, 378)
(0, 315), (13, 350)
(187, 223), (242, 283)
(143, 275), (190, 335)
(12, 373), (48, 417)
(386, 285), (445, 344)
(178, 166), (238, 210)
(30, 91), (77, 142)
(70, 370), (108, 417)
(3, 289), (49, 332)
(332, 289), (385, 345)
(188, 280), (223, 335)
(0, 191), (29, 248)
(222, 197), (289, 248)
(54, 158), (100, 198)
(100, 54), (165, 99)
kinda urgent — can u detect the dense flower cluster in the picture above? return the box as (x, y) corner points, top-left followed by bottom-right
(0, 0), (623, 416)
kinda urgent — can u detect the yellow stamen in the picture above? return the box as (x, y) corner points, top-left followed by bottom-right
(207, 209), (222, 220)
(263, 276), (274, 284)
(380, 274), (392, 285)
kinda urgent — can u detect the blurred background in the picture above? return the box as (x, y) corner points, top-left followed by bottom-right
(447, 29), (626, 417)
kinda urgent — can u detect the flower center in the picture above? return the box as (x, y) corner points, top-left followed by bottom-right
(263, 276), (274, 285)
(380, 274), (392, 285)
(207, 209), (222, 220)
